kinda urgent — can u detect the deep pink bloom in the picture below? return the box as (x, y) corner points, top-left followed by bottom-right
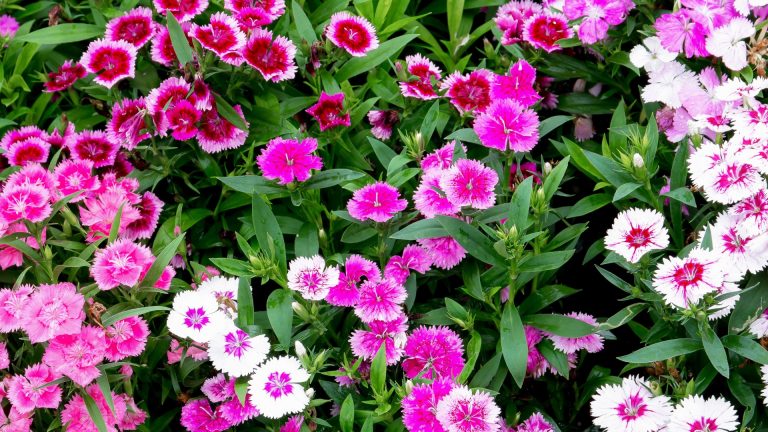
(80, 39), (138, 88)
(348, 181), (408, 223)
(400, 54), (442, 100)
(0, 285), (32, 332)
(7, 363), (62, 413)
(150, 24), (191, 66)
(43, 326), (106, 386)
(441, 70), (495, 114)
(197, 105), (249, 153)
(421, 141), (464, 174)
(0, 184), (52, 223)
(190, 12), (246, 57)
(146, 76), (192, 135)
(242, 28), (297, 82)
(91, 239), (154, 290)
(326, 12), (379, 56)
(5, 162), (55, 191)
(350, 314), (408, 364)
(0, 407), (33, 431)
(54, 159), (99, 201)
(152, 0), (209, 22)
(123, 191), (163, 240)
(167, 99), (202, 141)
(192, 78), (213, 111)
(257, 137), (323, 184)
(440, 159), (499, 210)
(402, 378), (455, 432)
(105, 7), (156, 48)
(474, 98), (540, 152)
(495, 1), (542, 45)
(280, 415), (304, 432)
(418, 236), (466, 270)
(522, 13), (573, 52)
(108, 97), (151, 150)
(563, 0), (633, 44)
(492, 60), (541, 107)
(180, 399), (231, 432)
(69, 130), (120, 168)
(118, 394), (148, 430)
(44, 60), (87, 92)
(654, 10), (709, 58)
(326, 254), (380, 307)
(354, 278), (407, 323)
(105, 316), (150, 361)
(201, 374), (235, 402)
(4, 138), (50, 166)
(0, 126), (48, 151)
(384, 244), (432, 284)
(368, 110), (399, 140)
(414, 171), (460, 219)
(402, 326), (465, 379)
(0, 15), (19, 38)
(306, 92), (351, 131)
(219, 395), (260, 426)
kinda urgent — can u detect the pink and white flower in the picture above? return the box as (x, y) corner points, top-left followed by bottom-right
(190, 12), (246, 57)
(44, 60), (87, 92)
(441, 70), (495, 114)
(350, 314), (408, 365)
(80, 39), (138, 88)
(108, 97), (152, 150)
(105, 7), (156, 48)
(197, 105), (249, 153)
(435, 386), (501, 432)
(69, 130), (120, 168)
(667, 395), (738, 432)
(248, 356), (310, 419)
(287, 255), (340, 301)
(208, 323), (270, 377)
(326, 12), (379, 57)
(590, 376), (673, 432)
(242, 28), (297, 82)
(354, 278), (407, 323)
(605, 208), (670, 263)
(440, 159), (499, 210)
(0, 183), (52, 224)
(167, 290), (228, 343)
(652, 248), (724, 308)
(521, 12), (572, 52)
(400, 54), (442, 100)
(152, 0), (209, 22)
(547, 312), (604, 354)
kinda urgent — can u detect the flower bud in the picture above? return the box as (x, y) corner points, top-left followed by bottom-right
(632, 153), (644, 169)
(305, 388), (315, 399)
(543, 162), (553, 176)
(295, 340), (308, 359)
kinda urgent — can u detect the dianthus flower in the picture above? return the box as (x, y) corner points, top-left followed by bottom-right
(242, 28), (297, 82)
(22, 282), (85, 343)
(440, 159), (499, 210)
(44, 60), (87, 92)
(402, 326), (465, 379)
(91, 239), (154, 290)
(652, 247), (724, 308)
(354, 278), (407, 323)
(326, 254), (380, 307)
(400, 54), (442, 100)
(80, 39), (138, 88)
(105, 7), (156, 48)
(287, 255), (340, 301)
(435, 386), (501, 432)
(474, 98), (540, 152)
(257, 137), (323, 185)
(605, 208), (670, 263)
(591, 376), (673, 432)
(326, 12), (379, 56)
(248, 356), (310, 419)
(402, 378), (455, 432)
(350, 314), (408, 365)
(43, 325), (106, 386)
(104, 316), (150, 361)
(347, 181), (407, 222)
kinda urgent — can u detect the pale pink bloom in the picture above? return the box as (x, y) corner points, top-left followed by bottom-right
(354, 278), (407, 323)
(590, 376), (673, 432)
(440, 159), (499, 210)
(0, 285), (32, 332)
(54, 159), (98, 201)
(219, 394), (260, 426)
(166, 99), (202, 141)
(402, 326), (465, 379)
(118, 394), (148, 430)
(22, 283), (84, 343)
(653, 248), (724, 308)
(348, 182), (407, 223)
(514, 413), (555, 432)
(495, 1), (542, 45)
(123, 191), (163, 240)
(208, 324), (270, 377)
(257, 137), (323, 184)
(0, 15), (18, 38)
(152, 0), (208, 22)
(7, 363), (62, 413)
(403, 378), (454, 432)
(190, 12), (246, 56)
(384, 244), (432, 285)
(474, 98), (540, 152)
(605, 208), (670, 263)
(43, 326), (106, 386)
(248, 356), (310, 419)
(79, 190), (141, 242)
(61, 384), (127, 432)
(435, 386), (501, 432)
(105, 7), (156, 48)
(706, 18), (754, 70)
(441, 70), (495, 114)
(729, 188), (768, 236)
(414, 171), (460, 219)
(521, 13), (572, 52)
(326, 12), (379, 57)
(655, 10), (710, 58)
(197, 105), (249, 153)
(0, 407), (32, 431)
(368, 110), (399, 140)
(350, 314), (408, 365)
(69, 130), (120, 168)
(167, 339), (209, 364)
(547, 312), (603, 354)
(400, 54), (442, 100)
(4, 138), (50, 166)
(80, 39), (137, 88)
(91, 239), (154, 290)
(306, 91), (351, 131)
(641, 61), (698, 108)
(201, 374), (235, 403)
(418, 236), (466, 270)
(180, 399), (231, 432)
(714, 77), (768, 102)
(668, 395), (738, 432)
(326, 254), (380, 307)
(421, 141), (464, 174)
(287, 255), (340, 301)
(708, 212), (768, 280)
(0, 183), (51, 224)
(105, 316), (150, 361)
(242, 28), (297, 82)
(492, 60), (540, 107)
(563, 0), (633, 44)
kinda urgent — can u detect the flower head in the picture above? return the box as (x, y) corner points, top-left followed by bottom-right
(514, 413), (555, 432)
(475, 98), (540, 152)
(418, 236), (466, 270)
(654, 10), (709, 58)
(197, 104), (249, 153)
(4, 137), (50, 166)
(653, 248), (724, 308)
(441, 70), (495, 114)
(0, 15), (19, 38)
(44, 60), (87, 92)
(180, 399), (231, 432)
(605, 208), (670, 263)
(326, 254), (380, 307)
(348, 182), (408, 222)
(202, 374), (235, 402)
(326, 12), (379, 57)
(547, 312), (603, 354)
(414, 171), (460, 219)
(166, 99), (202, 141)
(242, 28), (297, 82)
(384, 244), (432, 285)
(435, 386), (501, 432)
(43, 326), (106, 386)
(306, 92), (351, 131)
(368, 110), (400, 140)
(495, 1), (542, 45)
(402, 326), (465, 379)
(153, 0), (208, 22)
(668, 395), (738, 432)
(287, 255), (340, 301)
(258, 137), (323, 185)
(492, 59), (541, 107)
(167, 290), (228, 343)
(440, 159), (499, 210)
(105, 7), (156, 48)
(354, 278), (407, 323)
(22, 283), (85, 343)
(7, 363), (62, 413)
(248, 356), (310, 419)
(400, 54), (442, 100)
(402, 378), (455, 432)
(91, 239), (154, 290)
(190, 12), (246, 57)
(591, 376), (673, 432)
(208, 323), (270, 376)
(104, 316), (150, 361)
(80, 39), (138, 88)
(350, 314), (408, 364)
(69, 130), (120, 168)
(522, 12), (572, 52)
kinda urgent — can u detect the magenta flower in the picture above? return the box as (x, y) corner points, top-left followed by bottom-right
(525, 325), (550, 378)
(418, 236), (466, 270)
(5, 137), (50, 166)
(91, 239), (154, 290)
(326, 12), (379, 57)
(225, 0), (286, 27)
(354, 278), (407, 323)
(150, 24), (189, 66)
(192, 78), (213, 111)
(400, 54), (442, 100)
(242, 28), (297, 82)
(202, 374), (235, 402)
(492, 60), (541, 107)
(118, 394), (148, 430)
(384, 244), (432, 284)
(61, 385), (127, 432)
(190, 12), (246, 57)
(44, 60), (87, 93)
(563, 0), (634, 44)
(402, 326), (465, 379)
(522, 12), (573, 52)
(167, 99), (202, 141)
(414, 171), (460, 219)
(43, 325), (106, 387)
(654, 10), (710, 58)
(0, 126), (48, 151)
(348, 181), (408, 223)
(280, 415), (305, 432)
(69, 130), (120, 168)
(7, 363), (62, 413)
(441, 69), (495, 114)
(349, 314), (408, 364)
(104, 316), (150, 361)
(547, 312), (604, 354)
(80, 39), (138, 88)
(435, 386), (501, 432)
(474, 98), (540, 152)
(0, 183), (52, 224)
(368, 109), (399, 140)
(80, 188), (141, 243)
(0, 15), (19, 38)
(198, 104), (249, 153)
(306, 92), (352, 131)
(54, 159), (98, 201)
(123, 191), (163, 240)
(180, 399), (231, 432)
(326, 254), (380, 307)
(257, 137), (323, 185)
(153, 0), (208, 22)
(421, 141), (464, 174)
(107, 97), (152, 150)
(220, 394), (260, 426)
(441, 159), (499, 210)
(495, 1), (542, 45)
(402, 378), (455, 432)
(105, 7), (156, 48)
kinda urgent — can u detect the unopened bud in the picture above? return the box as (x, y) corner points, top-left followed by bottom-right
(543, 162), (553, 176)
(305, 388), (315, 399)
(405, 380), (414, 394)
(633, 153), (644, 169)
(295, 340), (308, 359)
(573, 78), (587, 93)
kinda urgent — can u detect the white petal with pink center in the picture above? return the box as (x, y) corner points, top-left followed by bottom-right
(652, 248), (724, 309)
(605, 208), (670, 263)
(208, 322), (270, 377)
(166, 290), (228, 343)
(590, 376), (672, 432)
(248, 356), (310, 419)
(667, 395), (738, 432)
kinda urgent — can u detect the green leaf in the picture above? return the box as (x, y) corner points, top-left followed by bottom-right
(140, 234), (185, 288)
(663, 187), (696, 207)
(458, 330), (481, 384)
(292, 0), (317, 43)
(598, 303), (646, 331)
(218, 175), (285, 195)
(82, 391), (109, 432)
(209, 257), (254, 277)
(461, 261), (485, 301)
(728, 372), (756, 425)
(539, 115), (573, 138)
(235, 379), (248, 405)
(267, 289), (293, 347)
(252, 195), (287, 273)
(525, 314), (595, 337)
(368, 137), (397, 169)
(518, 250), (574, 273)
(447, 0), (465, 39)
(542, 156), (569, 202)
(508, 176), (533, 230)
(390, 218), (447, 240)
(539, 338), (570, 377)
(166, 12), (193, 66)
(568, 193), (612, 218)
(335, 34), (419, 82)
(557, 93), (616, 115)
(700, 321), (729, 378)
(238, 277), (254, 329)
(722, 335), (768, 364)
(613, 183), (642, 202)
(108, 204), (123, 244)
(340, 395), (355, 432)
(296, 223), (319, 256)
(501, 303), (527, 388)
(420, 100), (441, 143)
(341, 224), (377, 243)
(303, 169), (365, 190)
(436, 216), (506, 267)
(445, 128), (480, 144)
(370, 343), (387, 395)
(518, 284), (579, 315)
(95, 374), (116, 418)
(15, 24), (103, 44)
(213, 93), (248, 131)
(618, 338), (703, 363)
(102, 306), (170, 327)
(609, 100), (627, 149)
